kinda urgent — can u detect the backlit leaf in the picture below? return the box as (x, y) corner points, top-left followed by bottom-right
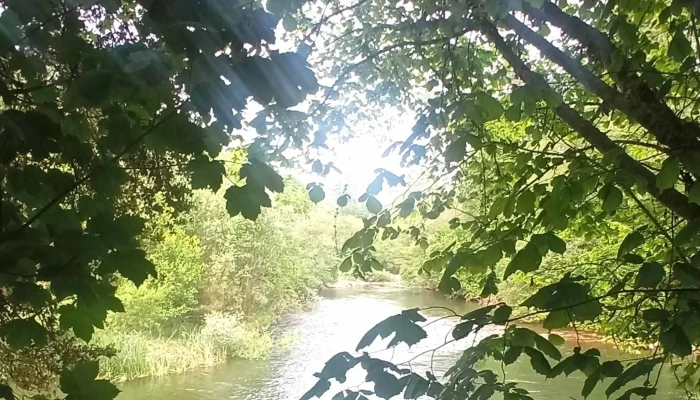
(633, 262), (665, 288)
(656, 157), (680, 190)
(617, 231), (644, 259)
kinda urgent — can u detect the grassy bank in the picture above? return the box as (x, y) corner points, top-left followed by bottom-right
(95, 313), (271, 381)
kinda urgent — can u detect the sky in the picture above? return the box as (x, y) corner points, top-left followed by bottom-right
(285, 106), (421, 205)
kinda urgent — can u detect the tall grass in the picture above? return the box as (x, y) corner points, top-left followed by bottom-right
(94, 313), (272, 381)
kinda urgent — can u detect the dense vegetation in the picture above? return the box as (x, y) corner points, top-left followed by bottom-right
(2, 0), (700, 400)
(295, 0), (700, 399)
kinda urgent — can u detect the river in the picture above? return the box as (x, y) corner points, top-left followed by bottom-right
(118, 285), (685, 399)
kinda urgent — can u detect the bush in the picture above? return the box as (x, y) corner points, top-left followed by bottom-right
(108, 228), (203, 332)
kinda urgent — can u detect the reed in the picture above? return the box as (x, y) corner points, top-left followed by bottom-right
(95, 314), (272, 381)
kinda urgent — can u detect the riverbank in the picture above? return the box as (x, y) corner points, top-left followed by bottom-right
(96, 313), (272, 382)
(117, 285), (686, 400)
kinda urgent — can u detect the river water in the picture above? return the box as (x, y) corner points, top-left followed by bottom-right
(118, 285), (685, 399)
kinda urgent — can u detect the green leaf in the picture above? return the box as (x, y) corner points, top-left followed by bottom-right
(463, 304), (498, 321)
(633, 262), (665, 288)
(403, 373), (429, 399)
(356, 309), (427, 350)
(480, 272), (499, 298)
(601, 360), (624, 377)
(0, 319), (48, 349)
(398, 197), (415, 218)
(543, 310), (571, 330)
(617, 19), (638, 46)
(675, 218), (700, 245)
(641, 308), (670, 322)
(668, 30), (692, 62)
(617, 231), (644, 259)
(100, 249), (156, 287)
(606, 359), (661, 397)
(64, 70), (125, 109)
(534, 333), (562, 360)
(241, 159), (285, 193)
(301, 379), (330, 400)
(548, 333), (565, 346)
(337, 194), (350, 207)
(366, 195), (382, 214)
(224, 184), (271, 221)
(515, 190), (536, 215)
(282, 15), (298, 31)
(9, 282), (51, 309)
(452, 321), (475, 340)
(488, 197), (506, 219)
(0, 384), (13, 400)
(444, 136), (468, 163)
(188, 157), (225, 191)
(318, 352), (358, 382)
(545, 233), (566, 254)
(523, 347), (551, 376)
(602, 185), (623, 213)
(60, 361), (120, 400)
(492, 305), (512, 324)
(309, 185), (326, 203)
(62, 114), (93, 140)
(339, 256), (352, 272)
(475, 92), (504, 122)
(503, 346), (522, 365)
(581, 370), (600, 398)
(659, 323), (692, 357)
(689, 183), (700, 205)
(59, 304), (95, 342)
(656, 156), (680, 190)
(673, 262), (700, 286)
(503, 241), (542, 279)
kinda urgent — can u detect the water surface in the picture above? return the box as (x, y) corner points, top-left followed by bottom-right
(118, 285), (685, 399)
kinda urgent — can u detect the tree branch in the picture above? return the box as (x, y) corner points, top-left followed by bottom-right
(520, 1), (700, 145)
(480, 19), (700, 221)
(502, 13), (700, 155)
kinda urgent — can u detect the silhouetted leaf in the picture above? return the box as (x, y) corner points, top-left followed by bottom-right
(504, 241), (542, 279)
(581, 370), (600, 398)
(60, 361), (120, 400)
(356, 309), (427, 350)
(309, 184), (325, 203)
(492, 305), (512, 324)
(337, 194), (350, 207)
(634, 262), (665, 288)
(617, 231), (644, 259)
(366, 195), (382, 214)
(545, 233), (566, 254)
(606, 359), (661, 397)
(657, 157), (680, 190)
(523, 347), (551, 376)
(301, 379), (331, 400)
(659, 323), (692, 357)
(601, 360), (623, 377)
(0, 319), (48, 349)
(669, 30), (692, 62)
(534, 333), (562, 360)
